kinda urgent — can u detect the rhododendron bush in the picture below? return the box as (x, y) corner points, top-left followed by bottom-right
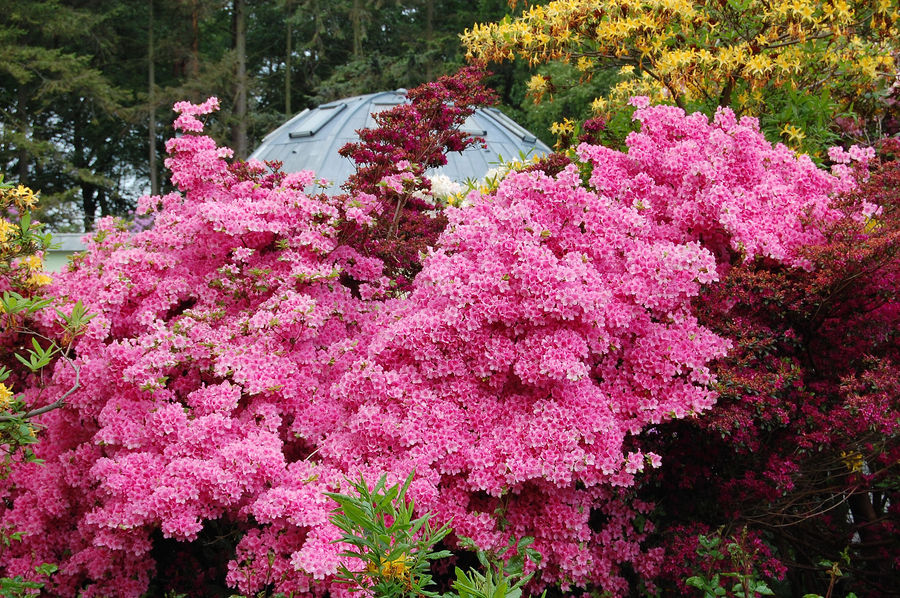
(0, 70), (886, 597)
(643, 143), (900, 596)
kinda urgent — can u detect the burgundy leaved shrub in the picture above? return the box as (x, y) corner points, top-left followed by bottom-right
(643, 146), (899, 596)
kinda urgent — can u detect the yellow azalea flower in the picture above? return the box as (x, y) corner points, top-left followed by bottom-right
(576, 55), (595, 72)
(380, 554), (410, 579)
(549, 118), (575, 135)
(743, 54), (773, 77)
(366, 554), (410, 580)
(527, 74), (547, 92)
(24, 255), (43, 271)
(462, 0), (899, 155)
(780, 123), (806, 145)
(0, 383), (13, 411)
(27, 272), (53, 287)
(840, 451), (865, 473)
(0, 219), (17, 245)
(591, 97), (608, 113)
(14, 185), (38, 209)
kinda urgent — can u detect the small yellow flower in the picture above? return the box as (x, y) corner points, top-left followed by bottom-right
(366, 553), (410, 580)
(0, 383), (14, 411)
(23, 255), (43, 271)
(780, 123), (806, 145)
(864, 216), (881, 233)
(549, 118), (575, 136)
(526, 74), (549, 94)
(591, 97), (608, 113)
(576, 56), (595, 72)
(380, 554), (410, 579)
(26, 272), (53, 287)
(0, 219), (17, 245)
(840, 451), (865, 473)
(14, 185), (38, 209)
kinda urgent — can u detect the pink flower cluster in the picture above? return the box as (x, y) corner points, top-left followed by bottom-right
(0, 97), (855, 597)
(579, 102), (857, 268)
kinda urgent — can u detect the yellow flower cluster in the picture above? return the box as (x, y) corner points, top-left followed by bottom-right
(780, 123), (807, 147)
(840, 450), (865, 474)
(526, 74), (551, 102)
(462, 0), (899, 127)
(1, 181), (52, 288)
(575, 55), (595, 72)
(365, 554), (410, 580)
(0, 184), (39, 211)
(0, 219), (18, 246)
(1, 183), (36, 249)
(0, 382), (14, 411)
(549, 118), (575, 136)
(549, 118), (577, 148)
(26, 272), (53, 288)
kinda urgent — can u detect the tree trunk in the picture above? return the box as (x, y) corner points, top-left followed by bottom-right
(848, 491), (892, 591)
(82, 185), (96, 232)
(149, 0), (159, 195)
(285, 0), (292, 117)
(424, 0), (434, 81)
(351, 0), (363, 58)
(73, 118), (93, 231)
(98, 189), (111, 218)
(232, 0), (248, 159)
(190, 0), (200, 78)
(16, 86), (29, 182)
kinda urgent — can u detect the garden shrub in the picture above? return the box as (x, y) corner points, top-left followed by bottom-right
(642, 143), (899, 596)
(0, 178), (91, 596)
(0, 178), (92, 461)
(462, 0), (900, 155)
(0, 70), (886, 597)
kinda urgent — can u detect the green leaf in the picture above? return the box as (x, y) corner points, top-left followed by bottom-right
(34, 562), (57, 576)
(754, 582), (775, 596)
(1, 292), (26, 314)
(14, 353), (33, 369)
(685, 576), (705, 589)
(331, 500), (368, 528)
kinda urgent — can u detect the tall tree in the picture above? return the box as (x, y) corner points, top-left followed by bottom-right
(231, 0), (248, 158)
(148, 0), (160, 196)
(0, 0), (126, 230)
(0, 0), (537, 230)
(283, 0), (293, 117)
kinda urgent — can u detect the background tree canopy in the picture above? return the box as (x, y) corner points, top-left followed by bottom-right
(3, 0), (897, 231)
(1, 0), (540, 232)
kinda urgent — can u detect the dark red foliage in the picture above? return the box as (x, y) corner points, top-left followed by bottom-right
(577, 116), (607, 145)
(336, 67), (497, 290)
(521, 151), (572, 177)
(643, 154), (900, 596)
(228, 159), (286, 189)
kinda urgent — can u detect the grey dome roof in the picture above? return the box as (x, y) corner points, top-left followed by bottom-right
(249, 89), (550, 189)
